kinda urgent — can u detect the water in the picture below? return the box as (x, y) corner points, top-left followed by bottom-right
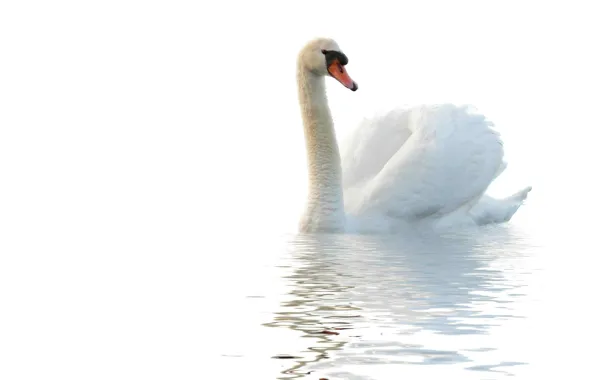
(203, 221), (593, 379)
(6, 205), (589, 379)
(265, 230), (534, 378)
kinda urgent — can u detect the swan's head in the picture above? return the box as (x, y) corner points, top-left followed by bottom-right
(299, 37), (358, 91)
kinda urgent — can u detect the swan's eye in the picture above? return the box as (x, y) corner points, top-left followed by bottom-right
(321, 49), (328, 54)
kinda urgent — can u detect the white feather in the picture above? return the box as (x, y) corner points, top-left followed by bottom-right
(341, 104), (530, 230)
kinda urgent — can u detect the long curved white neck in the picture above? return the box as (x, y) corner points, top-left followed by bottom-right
(297, 63), (345, 232)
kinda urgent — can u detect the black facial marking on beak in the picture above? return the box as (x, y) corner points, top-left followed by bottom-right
(322, 50), (349, 69)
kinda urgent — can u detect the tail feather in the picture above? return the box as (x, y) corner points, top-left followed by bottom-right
(470, 186), (532, 225)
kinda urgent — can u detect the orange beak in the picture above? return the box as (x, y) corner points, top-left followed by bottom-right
(328, 59), (358, 91)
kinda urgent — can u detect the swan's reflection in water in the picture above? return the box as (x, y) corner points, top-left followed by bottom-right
(264, 227), (536, 379)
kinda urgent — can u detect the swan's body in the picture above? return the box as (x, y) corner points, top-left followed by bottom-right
(297, 38), (531, 234)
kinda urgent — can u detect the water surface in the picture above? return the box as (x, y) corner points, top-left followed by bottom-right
(2, 208), (593, 379)
(206, 219), (592, 379)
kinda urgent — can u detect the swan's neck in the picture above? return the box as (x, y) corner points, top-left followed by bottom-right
(297, 64), (345, 232)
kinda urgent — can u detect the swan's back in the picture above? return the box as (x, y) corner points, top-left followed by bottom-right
(341, 104), (506, 224)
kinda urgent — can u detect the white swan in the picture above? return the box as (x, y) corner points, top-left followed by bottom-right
(297, 38), (531, 233)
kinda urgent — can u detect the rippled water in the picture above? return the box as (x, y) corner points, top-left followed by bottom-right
(2, 216), (594, 379)
(266, 230), (533, 378)
(196, 219), (591, 379)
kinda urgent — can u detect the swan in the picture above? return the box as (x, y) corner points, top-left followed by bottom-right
(297, 37), (531, 233)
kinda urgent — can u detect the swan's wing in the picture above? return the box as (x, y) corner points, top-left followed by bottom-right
(347, 104), (505, 220)
(341, 108), (413, 189)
